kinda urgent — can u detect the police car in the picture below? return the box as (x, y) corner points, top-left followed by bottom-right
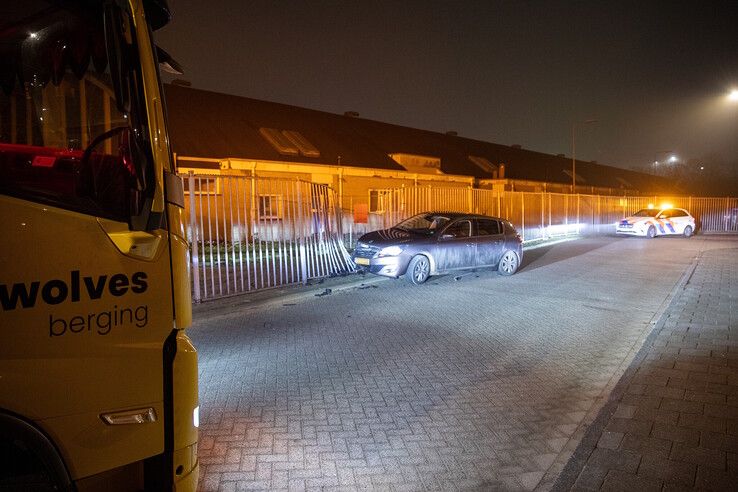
(616, 206), (695, 238)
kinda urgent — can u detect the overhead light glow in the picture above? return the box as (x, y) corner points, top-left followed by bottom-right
(729, 89), (738, 102)
(647, 203), (654, 209)
(660, 203), (673, 209)
(668, 156), (677, 163)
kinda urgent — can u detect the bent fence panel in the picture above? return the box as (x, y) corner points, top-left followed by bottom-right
(182, 173), (354, 302)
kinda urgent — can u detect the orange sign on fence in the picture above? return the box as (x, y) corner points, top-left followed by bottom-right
(354, 203), (369, 224)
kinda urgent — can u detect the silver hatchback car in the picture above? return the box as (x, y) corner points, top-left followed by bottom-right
(352, 212), (523, 285)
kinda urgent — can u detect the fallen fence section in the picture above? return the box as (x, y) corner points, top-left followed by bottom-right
(183, 173), (354, 302)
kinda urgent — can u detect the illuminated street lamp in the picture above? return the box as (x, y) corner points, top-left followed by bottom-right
(571, 119), (597, 191)
(728, 88), (738, 102)
(652, 149), (673, 170)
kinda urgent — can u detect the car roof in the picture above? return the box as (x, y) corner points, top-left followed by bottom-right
(422, 211), (505, 221)
(633, 207), (690, 214)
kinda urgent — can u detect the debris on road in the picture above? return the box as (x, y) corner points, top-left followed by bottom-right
(315, 288), (332, 297)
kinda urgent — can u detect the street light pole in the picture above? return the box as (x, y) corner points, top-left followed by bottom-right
(571, 119), (597, 192)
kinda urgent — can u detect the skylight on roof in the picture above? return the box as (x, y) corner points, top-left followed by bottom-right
(283, 130), (320, 158)
(562, 169), (586, 184)
(468, 156), (498, 175)
(259, 128), (320, 158)
(259, 128), (299, 156)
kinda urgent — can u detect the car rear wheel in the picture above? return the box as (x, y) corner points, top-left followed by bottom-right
(647, 225), (656, 239)
(406, 255), (430, 285)
(497, 250), (519, 276)
(683, 225), (693, 238)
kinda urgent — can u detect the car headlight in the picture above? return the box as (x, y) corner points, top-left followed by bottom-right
(377, 245), (405, 257)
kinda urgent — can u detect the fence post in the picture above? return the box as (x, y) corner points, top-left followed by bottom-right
(188, 171), (201, 303)
(468, 186), (473, 213)
(576, 193), (581, 234)
(727, 197), (731, 232)
(541, 191), (545, 240)
(521, 192), (525, 241)
(296, 182), (309, 284)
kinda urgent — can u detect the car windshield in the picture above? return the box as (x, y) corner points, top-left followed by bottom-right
(632, 209), (659, 217)
(394, 213), (451, 235)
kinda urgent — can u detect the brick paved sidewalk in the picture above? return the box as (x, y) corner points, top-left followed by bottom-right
(556, 247), (738, 491)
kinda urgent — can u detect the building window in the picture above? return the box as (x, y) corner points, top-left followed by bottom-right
(258, 195), (282, 220)
(183, 176), (220, 195)
(259, 127), (320, 158)
(369, 189), (390, 213)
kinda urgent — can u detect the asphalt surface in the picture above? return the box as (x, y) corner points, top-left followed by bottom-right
(189, 235), (735, 491)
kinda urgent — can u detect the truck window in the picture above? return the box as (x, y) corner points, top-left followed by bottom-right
(0, 2), (152, 224)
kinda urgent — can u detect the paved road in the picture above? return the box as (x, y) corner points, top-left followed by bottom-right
(556, 243), (738, 491)
(190, 235), (735, 491)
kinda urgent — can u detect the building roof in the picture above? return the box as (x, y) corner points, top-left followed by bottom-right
(163, 84), (675, 193)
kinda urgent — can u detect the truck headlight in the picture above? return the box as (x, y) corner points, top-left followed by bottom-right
(377, 245), (404, 257)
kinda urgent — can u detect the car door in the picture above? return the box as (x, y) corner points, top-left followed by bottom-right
(668, 209), (689, 233)
(657, 209), (678, 234)
(434, 219), (475, 271)
(474, 218), (504, 267)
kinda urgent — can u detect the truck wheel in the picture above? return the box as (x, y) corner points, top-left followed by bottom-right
(0, 414), (72, 491)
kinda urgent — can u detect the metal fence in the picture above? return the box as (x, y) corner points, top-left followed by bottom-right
(353, 187), (738, 245)
(181, 174), (737, 302)
(183, 173), (354, 302)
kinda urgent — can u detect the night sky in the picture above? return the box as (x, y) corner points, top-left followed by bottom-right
(154, 0), (738, 172)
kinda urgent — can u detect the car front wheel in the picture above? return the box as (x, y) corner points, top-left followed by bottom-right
(406, 255), (430, 285)
(647, 225), (656, 239)
(498, 250), (519, 276)
(683, 225), (693, 238)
